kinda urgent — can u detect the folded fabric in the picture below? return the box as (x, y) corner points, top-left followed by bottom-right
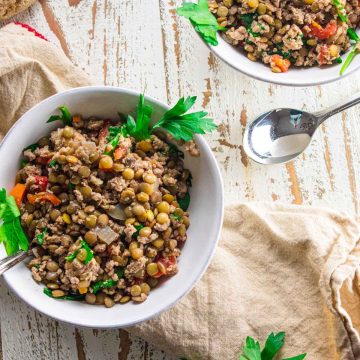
(1, 23), (360, 360)
(0, 0), (36, 20)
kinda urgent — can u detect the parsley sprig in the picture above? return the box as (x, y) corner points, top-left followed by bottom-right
(47, 105), (72, 126)
(0, 188), (29, 255)
(176, 0), (226, 46)
(340, 28), (360, 75)
(238, 332), (306, 360)
(110, 94), (216, 146)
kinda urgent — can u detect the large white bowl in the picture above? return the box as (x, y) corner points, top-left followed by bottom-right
(203, 30), (360, 86)
(0, 86), (224, 328)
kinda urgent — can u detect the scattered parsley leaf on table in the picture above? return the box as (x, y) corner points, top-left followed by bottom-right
(176, 0), (226, 46)
(261, 332), (285, 359)
(238, 332), (306, 360)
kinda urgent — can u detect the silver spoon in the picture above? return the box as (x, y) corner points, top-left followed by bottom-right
(0, 251), (28, 276)
(243, 93), (360, 165)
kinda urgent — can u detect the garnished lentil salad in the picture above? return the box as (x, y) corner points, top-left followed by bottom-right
(177, 0), (360, 74)
(1, 95), (217, 307)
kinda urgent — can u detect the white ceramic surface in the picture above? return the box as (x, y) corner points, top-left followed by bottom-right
(0, 86), (224, 328)
(202, 31), (360, 86)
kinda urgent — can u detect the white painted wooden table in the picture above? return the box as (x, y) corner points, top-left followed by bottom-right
(1, 1), (360, 359)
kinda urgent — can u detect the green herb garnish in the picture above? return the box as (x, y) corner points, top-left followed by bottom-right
(132, 224), (144, 239)
(23, 143), (39, 152)
(239, 14), (255, 29)
(170, 213), (183, 221)
(238, 332), (306, 360)
(151, 96), (217, 142)
(68, 183), (75, 191)
(36, 227), (48, 246)
(176, 0), (226, 46)
(65, 239), (93, 264)
(0, 188), (29, 255)
(48, 159), (62, 170)
(91, 268), (124, 294)
(47, 105), (72, 126)
(333, 0), (347, 22)
(20, 159), (29, 168)
(43, 288), (85, 301)
(178, 192), (190, 211)
(340, 29), (360, 75)
(347, 28), (359, 42)
(105, 126), (126, 154)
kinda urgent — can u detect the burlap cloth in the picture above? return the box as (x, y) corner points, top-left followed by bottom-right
(1, 23), (360, 360)
(0, 0), (36, 20)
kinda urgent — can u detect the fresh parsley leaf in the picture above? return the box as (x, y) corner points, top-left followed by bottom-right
(170, 213), (183, 221)
(23, 143), (39, 152)
(133, 224), (144, 239)
(282, 355), (307, 360)
(104, 126), (127, 155)
(0, 190), (28, 255)
(151, 96), (217, 142)
(347, 28), (359, 42)
(47, 106), (72, 126)
(340, 42), (358, 75)
(239, 14), (255, 29)
(177, 0), (226, 46)
(91, 268), (124, 294)
(65, 240), (93, 264)
(261, 332), (285, 360)
(43, 287), (85, 301)
(178, 192), (190, 211)
(131, 94), (153, 140)
(36, 227), (48, 246)
(242, 336), (262, 360)
(68, 183), (75, 191)
(333, 0), (347, 22)
(20, 160), (29, 168)
(238, 333), (306, 360)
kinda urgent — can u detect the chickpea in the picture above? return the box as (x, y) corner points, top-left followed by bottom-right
(146, 263), (159, 276)
(143, 172), (156, 184)
(122, 168), (135, 180)
(85, 215), (97, 229)
(76, 248), (88, 262)
(139, 227), (151, 237)
(63, 126), (74, 139)
(157, 201), (170, 214)
(46, 261), (59, 272)
(85, 231), (98, 245)
(99, 155), (113, 170)
(132, 204), (146, 217)
(157, 213), (169, 224)
(139, 182), (153, 195)
(136, 192), (149, 203)
(131, 248), (143, 260)
(85, 293), (96, 304)
(97, 214), (109, 227)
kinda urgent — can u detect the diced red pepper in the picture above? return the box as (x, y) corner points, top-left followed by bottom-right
(153, 256), (177, 278)
(114, 145), (127, 161)
(98, 120), (110, 141)
(34, 176), (48, 192)
(27, 192), (61, 206)
(270, 55), (291, 72)
(10, 183), (26, 207)
(309, 20), (337, 40)
(36, 156), (51, 165)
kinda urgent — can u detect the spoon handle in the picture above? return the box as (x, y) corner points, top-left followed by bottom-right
(0, 250), (28, 276)
(314, 92), (360, 124)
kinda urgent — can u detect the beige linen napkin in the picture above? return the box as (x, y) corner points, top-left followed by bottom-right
(1, 23), (360, 360)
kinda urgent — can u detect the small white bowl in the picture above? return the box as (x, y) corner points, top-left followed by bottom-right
(202, 31), (360, 86)
(0, 86), (224, 328)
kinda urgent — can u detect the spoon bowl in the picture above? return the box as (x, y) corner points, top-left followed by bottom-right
(243, 109), (317, 164)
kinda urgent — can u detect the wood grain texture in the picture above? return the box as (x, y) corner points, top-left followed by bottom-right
(1, 0), (360, 359)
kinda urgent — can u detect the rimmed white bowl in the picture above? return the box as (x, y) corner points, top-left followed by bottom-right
(0, 86), (224, 328)
(201, 29), (360, 86)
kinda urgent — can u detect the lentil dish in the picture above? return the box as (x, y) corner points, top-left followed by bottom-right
(15, 113), (195, 307)
(209, 0), (360, 72)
